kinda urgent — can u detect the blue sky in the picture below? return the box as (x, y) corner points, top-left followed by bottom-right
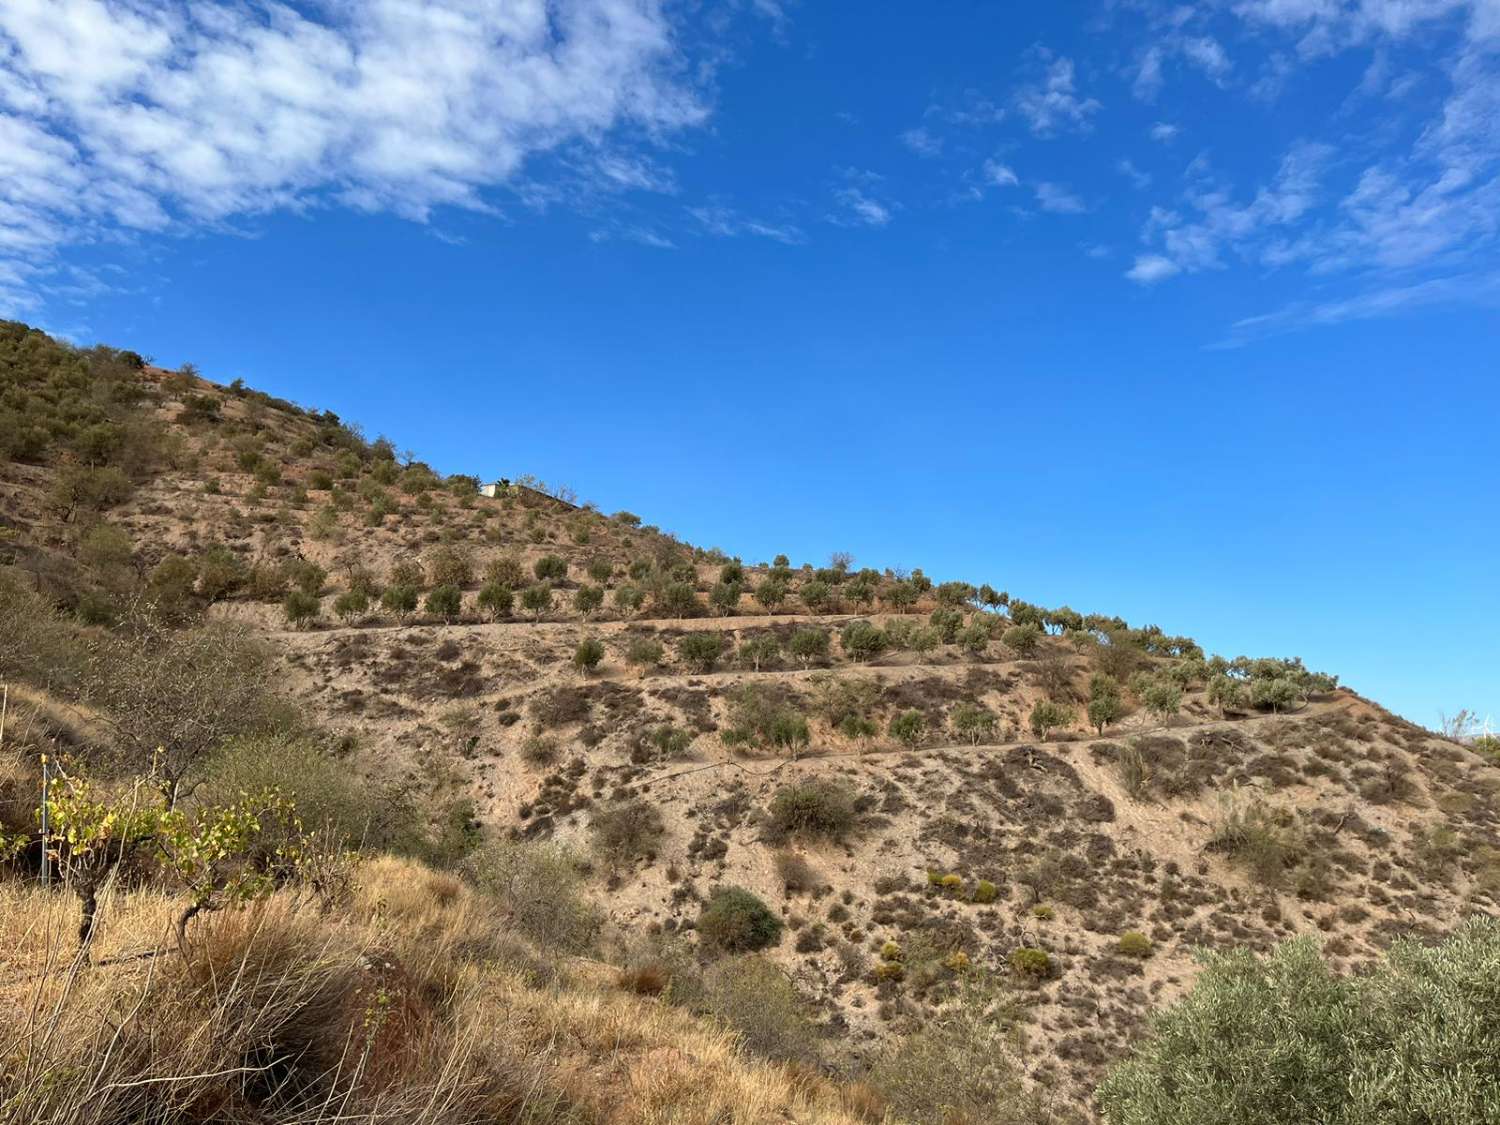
(1, 0), (1496, 728)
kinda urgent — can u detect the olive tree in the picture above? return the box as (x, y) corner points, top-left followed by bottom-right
(1099, 918), (1500, 1125)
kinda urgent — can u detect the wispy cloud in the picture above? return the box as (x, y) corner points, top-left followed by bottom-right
(1014, 52), (1101, 135)
(1214, 272), (1500, 346)
(687, 204), (805, 244)
(829, 169), (895, 227)
(900, 127), (944, 157)
(1035, 182), (1088, 213)
(0, 0), (705, 313)
(983, 160), (1020, 188)
(1133, 34), (1232, 100)
(1118, 159), (1153, 189)
(1150, 121), (1181, 142)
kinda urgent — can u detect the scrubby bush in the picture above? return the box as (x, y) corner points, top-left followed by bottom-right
(656, 581), (701, 618)
(1003, 623), (1041, 656)
(1010, 947), (1053, 978)
(950, 703), (996, 745)
(1117, 931), (1153, 958)
(573, 637), (605, 673)
(1098, 918), (1500, 1125)
(678, 631), (729, 673)
(841, 620), (887, 661)
(1089, 673), (1125, 734)
(467, 840), (602, 953)
(799, 579), (832, 612)
(484, 554), (526, 588)
(1208, 673), (1249, 715)
(283, 590), (319, 628)
(589, 798), (664, 866)
(625, 635), (665, 668)
(1028, 699), (1072, 740)
(870, 981), (1040, 1125)
(380, 584), (418, 620)
(573, 584), (604, 617)
(766, 780), (858, 841)
(702, 956), (819, 1064)
(520, 582), (552, 617)
(890, 709), (925, 746)
(424, 584), (462, 621)
(788, 627), (830, 668)
(737, 633), (781, 672)
(532, 554), (567, 581)
(709, 581), (742, 614)
(476, 581), (513, 620)
(754, 579), (788, 612)
(1139, 677), (1183, 720)
(426, 545), (473, 587)
(725, 685), (810, 755)
(332, 590), (368, 623)
(697, 886), (783, 952)
(973, 879), (999, 904)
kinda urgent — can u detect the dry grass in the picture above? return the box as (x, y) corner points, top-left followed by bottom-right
(0, 858), (865, 1125)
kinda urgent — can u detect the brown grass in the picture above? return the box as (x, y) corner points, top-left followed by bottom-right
(0, 859), (864, 1125)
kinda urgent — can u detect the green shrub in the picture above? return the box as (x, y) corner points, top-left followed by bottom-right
(332, 590), (368, 622)
(973, 880), (999, 904)
(788, 627), (830, 668)
(950, 703), (996, 745)
(1010, 947), (1052, 978)
(520, 582), (552, 617)
(380, 584), (418, 619)
(840, 620), (887, 661)
(1118, 931), (1153, 958)
(1003, 622), (1041, 656)
(283, 590), (319, 627)
(533, 554), (567, 581)
(1028, 699), (1073, 740)
(1031, 904), (1054, 921)
(697, 886), (783, 952)
(676, 631), (729, 672)
(573, 637), (605, 673)
(766, 780), (858, 840)
(890, 708), (925, 746)
(476, 581), (513, 620)
(424, 584), (462, 621)
(1098, 918), (1500, 1125)
(573, 585), (604, 616)
(625, 635), (664, 668)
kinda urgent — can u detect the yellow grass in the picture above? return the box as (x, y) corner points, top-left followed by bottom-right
(0, 858), (865, 1125)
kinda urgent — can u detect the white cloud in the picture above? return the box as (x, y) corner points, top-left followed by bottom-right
(833, 188), (892, 227)
(1132, 141), (1335, 278)
(900, 127), (944, 157)
(1125, 254), (1182, 283)
(687, 204), (805, 244)
(1150, 121), (1181, 142)
(1133, 34), (1231, 99)
(983, 159), (1020, 187)
(1014, 53), (1101, 135)
(1118, 159), (1153, 189)
(0, 0), (704, 311)
(1215, 271), (1500, 344)
(1035, 182), (1087, 213)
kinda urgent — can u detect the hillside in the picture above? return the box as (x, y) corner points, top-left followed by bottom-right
(3, 318), (1499, 1124)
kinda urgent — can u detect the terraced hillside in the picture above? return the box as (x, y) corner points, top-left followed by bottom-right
(4, 319), (1498, 1121)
